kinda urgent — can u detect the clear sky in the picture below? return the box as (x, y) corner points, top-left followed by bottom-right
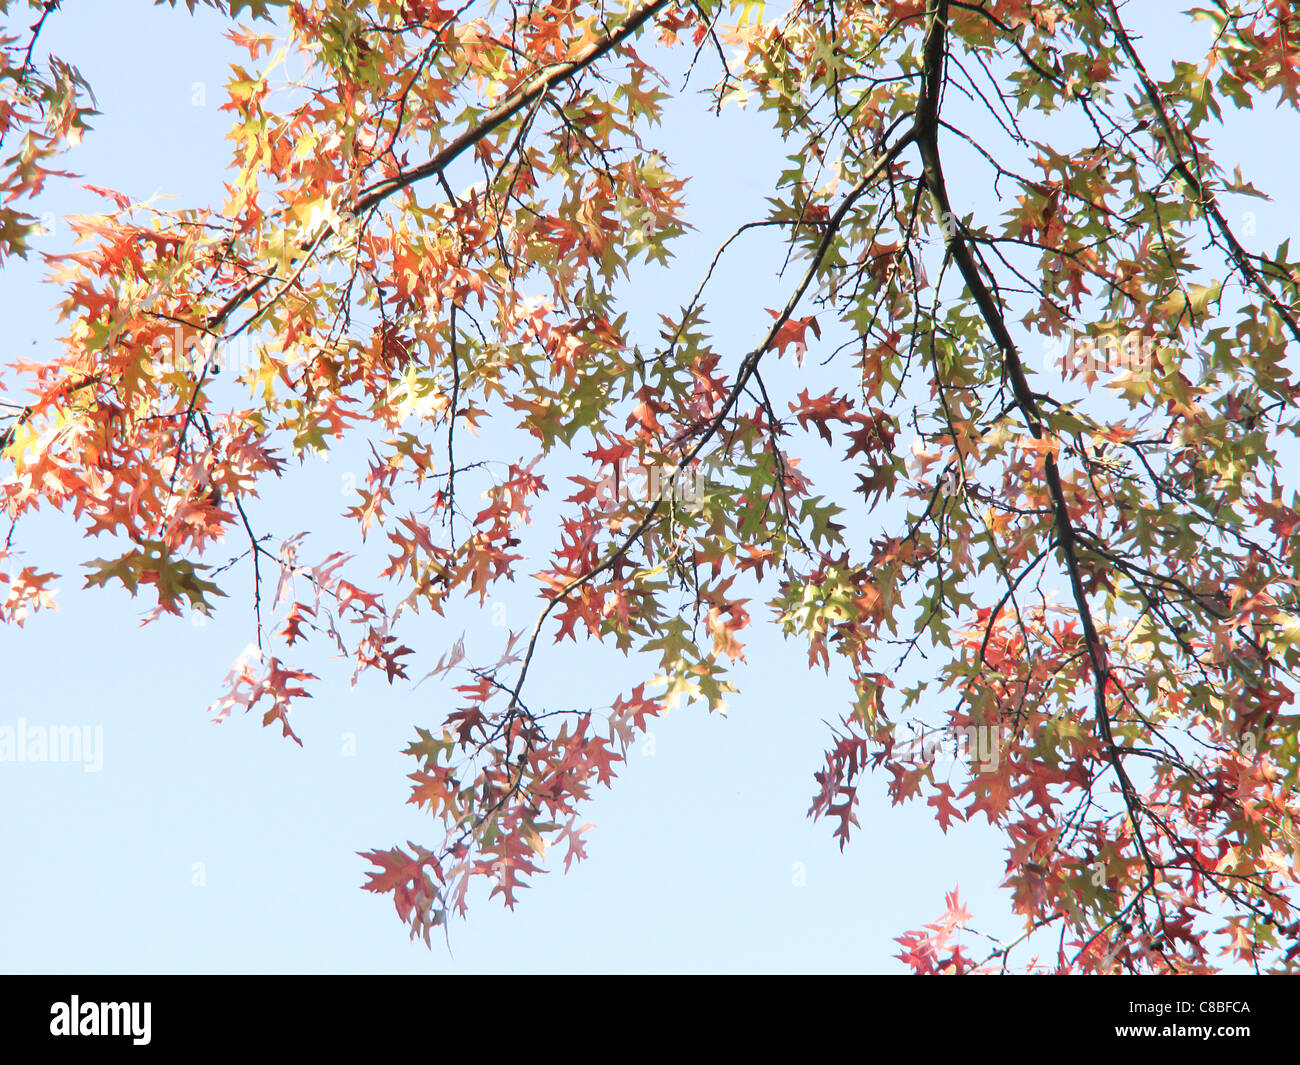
(2, 0), (1295, 973)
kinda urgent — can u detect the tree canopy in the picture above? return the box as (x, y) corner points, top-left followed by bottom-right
(4, 0), (1300, 972)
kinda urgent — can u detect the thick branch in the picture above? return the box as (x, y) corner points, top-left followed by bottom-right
(502, 132), (916, 715)
(203, 0), (673, 338)
(913, 0), (1157, 882)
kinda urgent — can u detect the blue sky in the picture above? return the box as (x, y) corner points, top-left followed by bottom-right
(2, 1), (1295, 973)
